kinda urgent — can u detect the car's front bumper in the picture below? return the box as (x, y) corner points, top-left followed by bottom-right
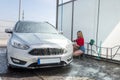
(7, 45), (73, 69)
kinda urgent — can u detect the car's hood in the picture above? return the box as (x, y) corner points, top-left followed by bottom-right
(13, 33), (71, 47)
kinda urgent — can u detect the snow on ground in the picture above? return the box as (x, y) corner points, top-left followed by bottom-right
(0, 48), (7, 74)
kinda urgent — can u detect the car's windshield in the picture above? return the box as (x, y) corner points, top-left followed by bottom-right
(15, 21), (58, 33)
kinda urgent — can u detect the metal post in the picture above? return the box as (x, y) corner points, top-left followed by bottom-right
(87, 43), (89, 55)
(111, 48), (112, 60)
(61, 0), (63, 31)
(56, 0), (59, 30)
(18, 0), (21, 21)
(71, 0), (74, 41)
(22, 10), (24, 21)
(96, 0), (100, 46)
(91, 46), (92, 55)
(106, 48), (108, 59)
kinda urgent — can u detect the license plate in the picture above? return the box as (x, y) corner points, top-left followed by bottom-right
(38, 58), (41, 65)
(37, 58), (60, 65)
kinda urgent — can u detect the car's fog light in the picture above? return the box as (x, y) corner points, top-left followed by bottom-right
(67, 56), (73, 62)
(11, 57), (26, 65)
(13, 59), (20, 63)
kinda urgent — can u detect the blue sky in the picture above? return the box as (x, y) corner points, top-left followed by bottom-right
(0, 0), (56, 25)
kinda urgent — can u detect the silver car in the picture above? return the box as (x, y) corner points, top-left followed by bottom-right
(5, 21), (73, 69)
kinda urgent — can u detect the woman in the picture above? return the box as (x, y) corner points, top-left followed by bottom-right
(73, 31), (85, 56)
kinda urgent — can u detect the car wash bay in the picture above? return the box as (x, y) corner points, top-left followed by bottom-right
(0, 0), (120, 80)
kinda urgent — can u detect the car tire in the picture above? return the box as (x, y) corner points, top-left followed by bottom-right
(7, 64), (13, 70)
(6, 49), (14, 70)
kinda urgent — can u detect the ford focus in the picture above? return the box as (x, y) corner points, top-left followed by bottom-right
(5, 21), (73, 69)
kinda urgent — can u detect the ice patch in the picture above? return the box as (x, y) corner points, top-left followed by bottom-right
(103, 76), (112, 80)
(0, 48), (7, 73)
(114, 67), (120, 70)
(65, 77), (94, 80)
(86, 67), (99, 73)
(0, 48), (6, 54)
(98, 72), (106, 77)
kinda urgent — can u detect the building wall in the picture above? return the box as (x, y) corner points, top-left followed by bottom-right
(58, 3), (72, 39)
(73, 0), (98, 43)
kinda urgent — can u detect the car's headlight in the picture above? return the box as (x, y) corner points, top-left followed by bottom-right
(64, 44), (73, 53)
(66, 44), (73, 51)
(64, 49), (67, 53)
(11, 38), (29, 50)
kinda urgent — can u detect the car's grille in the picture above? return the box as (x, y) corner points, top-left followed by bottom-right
(29, 48), (64, 55)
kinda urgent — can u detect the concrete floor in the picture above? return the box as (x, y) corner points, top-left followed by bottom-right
(0, 48), (120, 80)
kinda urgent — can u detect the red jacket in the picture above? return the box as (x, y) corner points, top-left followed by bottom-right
(75, 38), (84, 46)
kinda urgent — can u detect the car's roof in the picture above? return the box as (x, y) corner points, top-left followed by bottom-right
(17, 21), (54, 27)
(17, 21), (42, 23)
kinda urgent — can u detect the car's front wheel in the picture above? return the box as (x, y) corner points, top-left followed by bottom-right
(6, 49), (13, 70)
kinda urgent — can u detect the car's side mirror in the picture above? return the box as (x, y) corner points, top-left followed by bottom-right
(59, 31), (63, 34)
(5, 28), (13, 33)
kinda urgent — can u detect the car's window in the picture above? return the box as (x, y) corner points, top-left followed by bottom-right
(15, 22), (58, 33)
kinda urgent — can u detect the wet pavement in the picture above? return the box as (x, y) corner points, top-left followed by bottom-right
(0, 48), (120, 80)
